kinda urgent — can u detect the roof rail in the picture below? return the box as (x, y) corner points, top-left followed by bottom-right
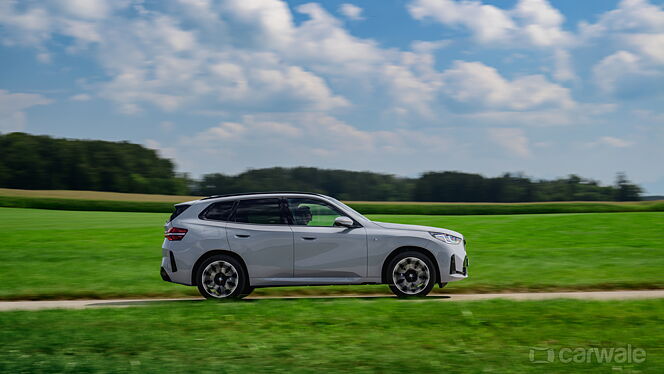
(200, 191), (329, 200)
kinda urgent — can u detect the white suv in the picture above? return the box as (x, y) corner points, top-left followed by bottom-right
(161, 192), (468, 299)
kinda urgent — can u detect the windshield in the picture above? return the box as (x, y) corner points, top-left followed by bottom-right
(328, 197), (370, 223)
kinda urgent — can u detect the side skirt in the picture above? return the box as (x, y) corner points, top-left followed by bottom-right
(250, 277), (382, 287)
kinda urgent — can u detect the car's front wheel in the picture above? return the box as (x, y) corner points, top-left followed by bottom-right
(196, 255), (250, 300)
(388, 251), (436, 297)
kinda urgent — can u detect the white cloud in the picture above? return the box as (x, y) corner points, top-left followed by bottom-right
(0, 90), (52, 132)
(580, 0), (664, 37)
(144, 139), (178, 161)
(409, 0), (516, 44)
(592, 50), (664, 96)
(587, 136), (634, 148)
(599, 136), (634, 148)
(200, 121), (247, 140)
(461, 103), (616, 127)
(580, 0), (664, 97)
(56, 0), (114, 20)
(553, 49), (576, 81)
(0, 2), (52, 46)
(440, 61), (574, 111)
(511, 0), (570, 47)
(69, 93), (91, 101)
(184, 113), (452, 157)
(627, 33), (664, 63)
(408, 0), (572, 47)
(487, 128), (531, 157)
(339, 3), (364, 21)
(221, 0), (295, 49)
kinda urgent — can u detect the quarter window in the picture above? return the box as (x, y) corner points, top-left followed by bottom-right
(202, 201), (235, 221)
(234, 198), (286, 225)
(287, 198), (345, 227)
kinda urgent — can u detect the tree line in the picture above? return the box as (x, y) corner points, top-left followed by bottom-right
(0, 132), (188, 195)
(0, 132), (642, 201)
(194, 168), (642, 202)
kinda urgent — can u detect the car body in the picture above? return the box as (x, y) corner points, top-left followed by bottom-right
(160, 192), (468, 298)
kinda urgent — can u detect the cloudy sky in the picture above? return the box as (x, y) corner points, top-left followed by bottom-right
(1, 0), (664, 193)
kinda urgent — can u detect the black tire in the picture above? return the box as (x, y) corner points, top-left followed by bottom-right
(387, 251), (437, 298)
(196, 255), (248, 300)
(238, 286), (255, 299)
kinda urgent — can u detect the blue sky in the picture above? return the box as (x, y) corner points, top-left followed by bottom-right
(1, 0), (664, 193)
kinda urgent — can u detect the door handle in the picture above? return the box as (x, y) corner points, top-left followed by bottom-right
(235, 234), (250, 238)
(302, 236), (317, 240)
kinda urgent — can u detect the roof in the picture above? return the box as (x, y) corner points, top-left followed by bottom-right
(200, 191), (329, 201)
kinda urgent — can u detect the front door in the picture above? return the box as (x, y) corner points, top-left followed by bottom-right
(287, 197), (367, 278)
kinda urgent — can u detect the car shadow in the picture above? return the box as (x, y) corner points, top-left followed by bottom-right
(245, 294), (452, 302)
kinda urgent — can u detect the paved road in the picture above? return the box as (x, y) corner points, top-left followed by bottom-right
(1, 290), (663, 312)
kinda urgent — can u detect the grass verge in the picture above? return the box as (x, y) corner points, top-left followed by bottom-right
(0, 208), (662, 300)
(0, 298), (662, 373)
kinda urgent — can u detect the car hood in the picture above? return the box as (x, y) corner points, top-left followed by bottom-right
(372, 221), (463, 239)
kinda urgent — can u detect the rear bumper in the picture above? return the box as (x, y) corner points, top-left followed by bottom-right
(160, 267), (172, 282)
(161, 249), (194, 286)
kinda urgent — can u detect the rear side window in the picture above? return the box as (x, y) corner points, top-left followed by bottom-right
(234, 198), (285, 225)
(201, 201), (235, 221)
(169, 205), (190, 222)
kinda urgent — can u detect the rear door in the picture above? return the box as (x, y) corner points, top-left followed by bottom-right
(226, 198), (294, 278)
(287, 197), (367, 278)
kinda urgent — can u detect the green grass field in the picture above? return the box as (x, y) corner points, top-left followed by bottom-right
(1, 207), (662, 300)
(0, 298), (662, 373)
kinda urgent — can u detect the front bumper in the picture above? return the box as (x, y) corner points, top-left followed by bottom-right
(436, 243), (469, 283)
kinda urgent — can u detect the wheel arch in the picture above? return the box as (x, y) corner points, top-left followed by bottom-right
(191, 249), (251, 286)
(381, 246), (441, 285)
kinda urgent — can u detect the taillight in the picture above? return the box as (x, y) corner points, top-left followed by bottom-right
(165, 227), (188, 241)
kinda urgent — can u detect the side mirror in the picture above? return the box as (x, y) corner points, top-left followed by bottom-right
(334, 216), (354, 227)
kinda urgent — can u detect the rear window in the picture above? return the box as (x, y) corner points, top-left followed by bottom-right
(201, 201), (236, 221)
(169, 205), (190, 222)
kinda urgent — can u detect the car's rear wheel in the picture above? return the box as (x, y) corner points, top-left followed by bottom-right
(388, 251), (436, 298)
(196, 255), (249, 300)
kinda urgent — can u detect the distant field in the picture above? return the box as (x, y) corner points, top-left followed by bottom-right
(2, 188), (663, 215)
(0, 298), (662, 372)
(0, 188), (200, 202)
(1, 207), (662, 300)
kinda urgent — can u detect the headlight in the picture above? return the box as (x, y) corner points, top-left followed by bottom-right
(430, 232), (463, 245)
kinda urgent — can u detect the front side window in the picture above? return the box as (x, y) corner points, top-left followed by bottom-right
(287, 198), (345, 227)
(234, 198), (286, 225)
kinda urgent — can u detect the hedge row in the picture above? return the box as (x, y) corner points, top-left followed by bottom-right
(0, 196), (174, 213)
(1, 195), (663, 215)
(350, 201), (664, 215)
